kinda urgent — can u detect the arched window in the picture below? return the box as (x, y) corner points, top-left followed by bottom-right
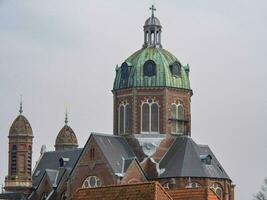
(141, 98), (159, 133)
(210, 183), (223, 199)
(119, 62), (129, 88)
(171, 103), (185, 134)
(143, 60), (156, 77)
(27, 145), (32, 175)
(82, 176), (101, 188)
(170, 62), (181, 77)
(11, 145), (17, 175)
(118, 101), (130, 134)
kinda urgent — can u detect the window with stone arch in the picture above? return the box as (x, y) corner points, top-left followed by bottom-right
(171, 103), (185, 134)
(118, 101), (131, 134)
(141, 98), (159, 133)
(210, 183), (223, 199)
(82, 176), (102, 188)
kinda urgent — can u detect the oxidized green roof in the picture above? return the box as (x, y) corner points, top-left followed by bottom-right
(113, 47), (191, 91)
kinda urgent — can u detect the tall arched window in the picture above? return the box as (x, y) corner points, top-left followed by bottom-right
(210, 183), (223, 199)
(118, 101), (130, 134)
(141, 98), (159, 133)
(11, 145), (17, 175)
(171, 103), (185, 134)
(27, 145), (32, 175)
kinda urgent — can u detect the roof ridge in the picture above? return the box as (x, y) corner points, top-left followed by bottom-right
(91, 132), (122, 138)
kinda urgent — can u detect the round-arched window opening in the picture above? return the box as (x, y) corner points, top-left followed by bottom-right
(143, 60), (156, 77)
(210, 183), (223, 199)
(82, 176), (102, 188)
(170, 62), (181, 77)
(121, 62), (129, 80)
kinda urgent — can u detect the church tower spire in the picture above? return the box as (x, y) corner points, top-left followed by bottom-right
(143, 5), (162, 48)
(55, 110), (78, 151)
(5, 100), (33, 194)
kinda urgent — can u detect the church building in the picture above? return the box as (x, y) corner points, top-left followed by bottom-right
(0, 6), (235, 200)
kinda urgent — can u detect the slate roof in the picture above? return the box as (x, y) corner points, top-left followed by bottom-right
(32, 148), (82, 189)
(72, 181), (172, 200)
(159, 136), (230, 179)
(91, 133), (136, 174)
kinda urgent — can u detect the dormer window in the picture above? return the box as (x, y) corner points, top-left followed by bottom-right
(121, 62), (129, 80)
(170, 62), (181, 77)
(119, 62), (129, 88)
(200, 154), (212, 165)
(59, 157), (69, 167)
(143, 60), (156, 77)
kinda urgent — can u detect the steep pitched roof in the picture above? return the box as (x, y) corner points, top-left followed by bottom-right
(72, 182), (172, 200)
(168, 188), (219, 200)
(92, 133), (136, 174)
(159, 136), (230, 179)
(32, 148), (82, 189)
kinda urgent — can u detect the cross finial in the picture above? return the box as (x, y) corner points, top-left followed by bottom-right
(19, 94), (23, 114)
(149, 5), (156, 17)
(65, 106), (68, 125)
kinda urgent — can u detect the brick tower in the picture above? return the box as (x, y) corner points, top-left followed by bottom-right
(5, 100), (33, 194)
(113, 6), (192, 136)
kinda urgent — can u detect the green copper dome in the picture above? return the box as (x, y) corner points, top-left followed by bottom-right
(113, 47), (191, 91)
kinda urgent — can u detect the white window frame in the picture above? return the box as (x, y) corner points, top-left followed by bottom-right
(141, 98), (159, 134)
(118, 101), (130, 135)
(82, 176), (102, 188)
(210, 183), (223, 199)
(171, 103), (185, 135)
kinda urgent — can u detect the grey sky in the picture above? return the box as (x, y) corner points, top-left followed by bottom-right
(0, 0), (266, 199)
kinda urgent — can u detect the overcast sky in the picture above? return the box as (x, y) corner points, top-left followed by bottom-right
(0, 0), (266, 199)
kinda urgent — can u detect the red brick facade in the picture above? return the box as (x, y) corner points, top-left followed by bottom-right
(113, 88), (192, 136)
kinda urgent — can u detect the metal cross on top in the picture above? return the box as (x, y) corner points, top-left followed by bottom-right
(150, 5), (156, 17)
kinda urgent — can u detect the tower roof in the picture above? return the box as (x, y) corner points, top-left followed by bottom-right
(9, 115), (33, 136)
(9, 97), (33, 136)
(113, 6), (191, 91)
(144, 16), (161, 27)
(55, 125), (78, 151)
(113, 48), (190, 91)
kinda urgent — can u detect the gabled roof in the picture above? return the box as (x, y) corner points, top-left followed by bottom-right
(159, 136), (230, 179)
(72, 181), (172, 200)
(92, 133), (136, 174)
(32, 148), (82, 189)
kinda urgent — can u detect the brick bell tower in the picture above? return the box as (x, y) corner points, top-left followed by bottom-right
(112, 6), (193, 136)
(5, 100), (33, 194)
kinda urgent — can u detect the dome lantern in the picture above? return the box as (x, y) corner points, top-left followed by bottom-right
(143, 5), (162, 48)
